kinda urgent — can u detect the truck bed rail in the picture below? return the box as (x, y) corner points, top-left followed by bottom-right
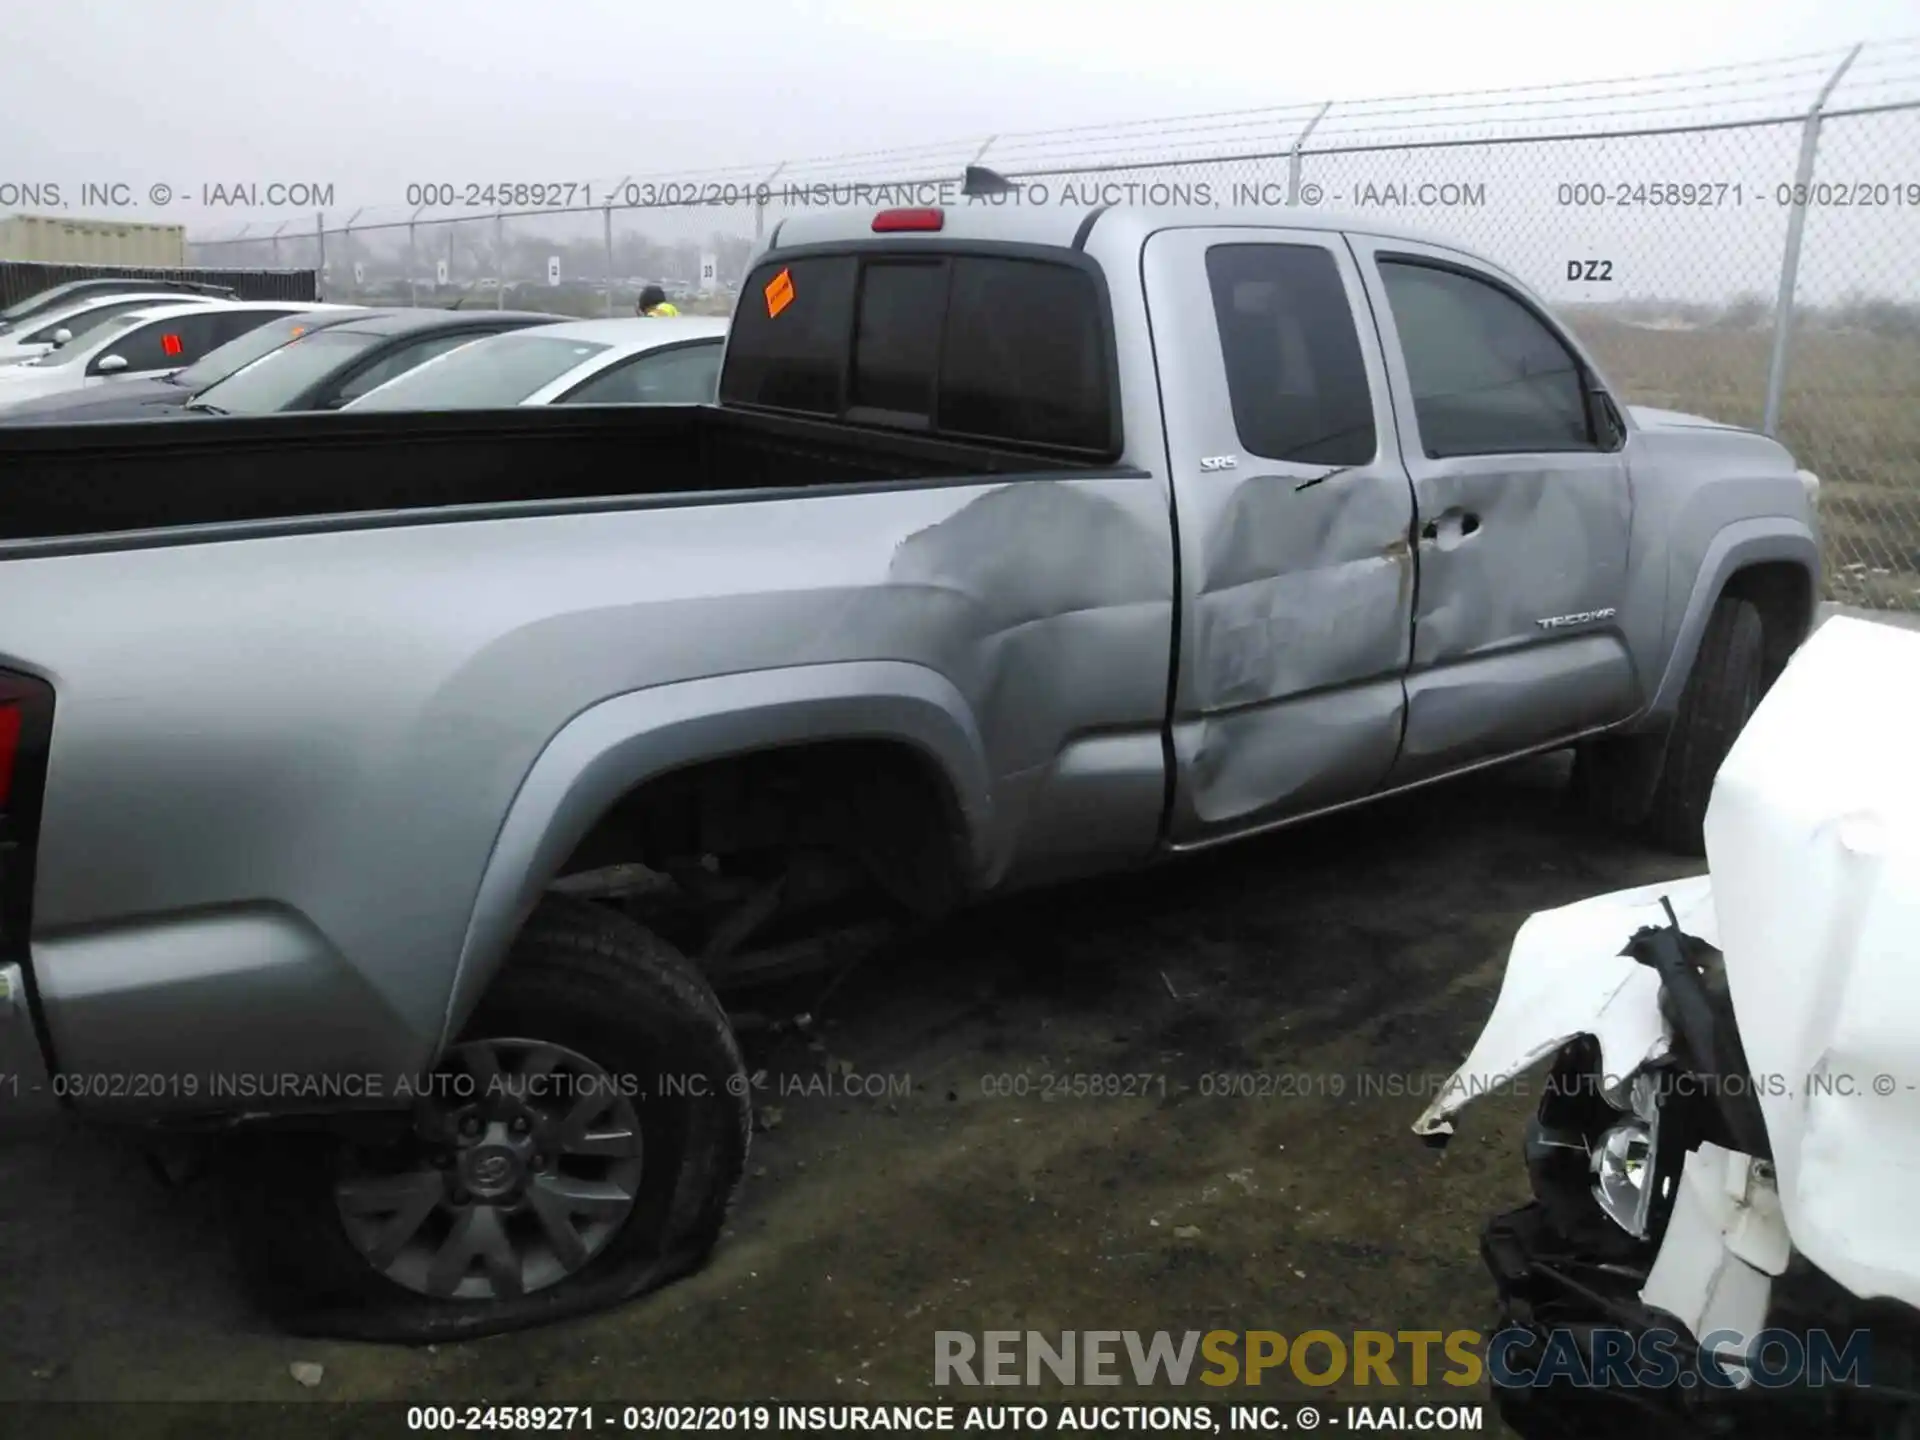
(0, 405), (1110, 550)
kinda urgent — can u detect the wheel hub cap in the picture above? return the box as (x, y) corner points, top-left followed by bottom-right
(332, 1038), (646, 1301)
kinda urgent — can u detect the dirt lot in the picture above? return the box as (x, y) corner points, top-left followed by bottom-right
(0, 751), (1705, 1431)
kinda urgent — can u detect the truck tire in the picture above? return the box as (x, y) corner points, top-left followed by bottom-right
(227, 897), (750, 1342)
(1643, 595), (1765, 856)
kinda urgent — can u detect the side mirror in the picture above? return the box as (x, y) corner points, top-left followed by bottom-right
(1587, 381), (1624, 449)
(49, 328), (73, 346)
(95, 354), (130, 374)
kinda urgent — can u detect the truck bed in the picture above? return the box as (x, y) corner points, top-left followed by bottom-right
(0, 404), (1114, 549)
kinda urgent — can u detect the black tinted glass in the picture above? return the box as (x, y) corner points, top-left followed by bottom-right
(850, 261), (946, 418)
(937, 257), (1110, 451)
(1380, 261), (1593, 457)
(720, 256), (857, 414)
(1205, 244), (1377, 465)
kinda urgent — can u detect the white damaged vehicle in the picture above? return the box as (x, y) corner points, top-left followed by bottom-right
(1415, 615), (1920, 1437)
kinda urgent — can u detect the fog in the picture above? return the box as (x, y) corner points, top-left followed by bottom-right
(4, 0), (1917, 304)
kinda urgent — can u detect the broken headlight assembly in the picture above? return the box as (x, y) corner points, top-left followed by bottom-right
(1522, 1040), (1684, 1257)
(1589, 1069), (1664, 1239)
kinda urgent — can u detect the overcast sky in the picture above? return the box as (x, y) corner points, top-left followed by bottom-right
(4, 0), (1915, 229)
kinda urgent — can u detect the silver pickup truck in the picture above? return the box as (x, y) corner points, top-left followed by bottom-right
(0, 203), (1820, 1341)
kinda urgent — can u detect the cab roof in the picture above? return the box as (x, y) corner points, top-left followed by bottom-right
(765, 202), (1465, 256)
(762, 203), (1523, 298)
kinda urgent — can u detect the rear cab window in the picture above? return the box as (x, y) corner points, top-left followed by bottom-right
(720, 247), (1118, 458)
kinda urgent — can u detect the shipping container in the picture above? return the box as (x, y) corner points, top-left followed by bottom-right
(0, 212), (188, 267)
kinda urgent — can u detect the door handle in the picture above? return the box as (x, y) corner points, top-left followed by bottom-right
(1421, 512), (1481, 543)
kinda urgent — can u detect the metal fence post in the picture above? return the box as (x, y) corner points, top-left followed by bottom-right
(603, 204), (615, 317)
(1762, 44), (1862, 437)
(1287, 102), (1333, 205)
(754, 161), (787, 248)
(315, 212), (326, 294)
(603, 175), (629, 318)
(496, 213), (506, 309)
(342, 209), (362, 299)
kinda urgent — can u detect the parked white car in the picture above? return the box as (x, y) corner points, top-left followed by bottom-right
(344, 316), (728, 410)
(0, 301), (353, 404)
(0, 291), (226, 367)
(1415, 615), (1920, 1434)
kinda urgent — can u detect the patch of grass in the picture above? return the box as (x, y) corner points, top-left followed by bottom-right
(1565, 315), (1920, 611)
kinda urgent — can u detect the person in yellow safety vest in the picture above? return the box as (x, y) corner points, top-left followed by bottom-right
(637, 284), (680, 317)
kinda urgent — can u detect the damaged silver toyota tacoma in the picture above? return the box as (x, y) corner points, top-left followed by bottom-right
(0, 201), (1820, 1340)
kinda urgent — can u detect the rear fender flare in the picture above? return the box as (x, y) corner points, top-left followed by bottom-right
(439, 662), (994, 1050)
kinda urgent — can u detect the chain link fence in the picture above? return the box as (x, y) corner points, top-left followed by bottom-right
(190, 40), (1920, 609)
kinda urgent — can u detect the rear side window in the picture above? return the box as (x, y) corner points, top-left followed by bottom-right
(1205, 244), (1376, 466)
(722, 250), (1114, 455)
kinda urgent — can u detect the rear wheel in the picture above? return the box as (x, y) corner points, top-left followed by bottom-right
(1643, 595), (1765, 855)
(228, 897), (749, 1341)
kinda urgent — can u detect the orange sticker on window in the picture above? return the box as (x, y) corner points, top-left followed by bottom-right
(764, 267), (795, 318)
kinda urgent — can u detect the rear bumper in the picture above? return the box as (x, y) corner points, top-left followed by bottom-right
(0, 961), (60, 1128)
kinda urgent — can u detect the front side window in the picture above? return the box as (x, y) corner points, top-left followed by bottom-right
(1379, 260), (1595, 458)
(328, 332), (488, 406)
(23, 298), (165, 345)
(349, 334), (613, 409)
(187, 328), (385, 413)
(558, 342), (724, 405)
(175, 312), (325, 391)
(87, 311), (227, 375)
(31, 314), (143, 367)
(1205, 244), (1377, 465)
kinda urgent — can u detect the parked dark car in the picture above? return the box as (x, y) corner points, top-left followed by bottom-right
(0, 278), (236, 336)
(176, 309), (566, 416)
(0, 308), (379, 425)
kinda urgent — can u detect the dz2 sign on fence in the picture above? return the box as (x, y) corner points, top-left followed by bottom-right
(435, 258), (449, 285)
(353, 262), (365, 286)
(547, 255), (561, 287)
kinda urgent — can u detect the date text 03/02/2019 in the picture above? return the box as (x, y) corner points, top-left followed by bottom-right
(1554, 180), (1920, 207)
(402, 1402), (1484, 1432)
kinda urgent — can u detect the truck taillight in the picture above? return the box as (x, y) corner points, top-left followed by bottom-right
(0, 670), (53, 822)
(0, 705), (19, 809)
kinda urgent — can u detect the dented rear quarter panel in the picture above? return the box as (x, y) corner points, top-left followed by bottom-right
(0, 471), (1175, 1113)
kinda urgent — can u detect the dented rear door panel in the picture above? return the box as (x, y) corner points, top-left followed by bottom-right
(1141, 225), (1417, 845)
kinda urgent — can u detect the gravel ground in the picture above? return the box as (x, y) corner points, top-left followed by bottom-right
(0, 749), (1704, 1434)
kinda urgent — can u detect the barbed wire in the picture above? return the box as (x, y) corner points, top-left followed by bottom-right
(186, 35), (1920, 242)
